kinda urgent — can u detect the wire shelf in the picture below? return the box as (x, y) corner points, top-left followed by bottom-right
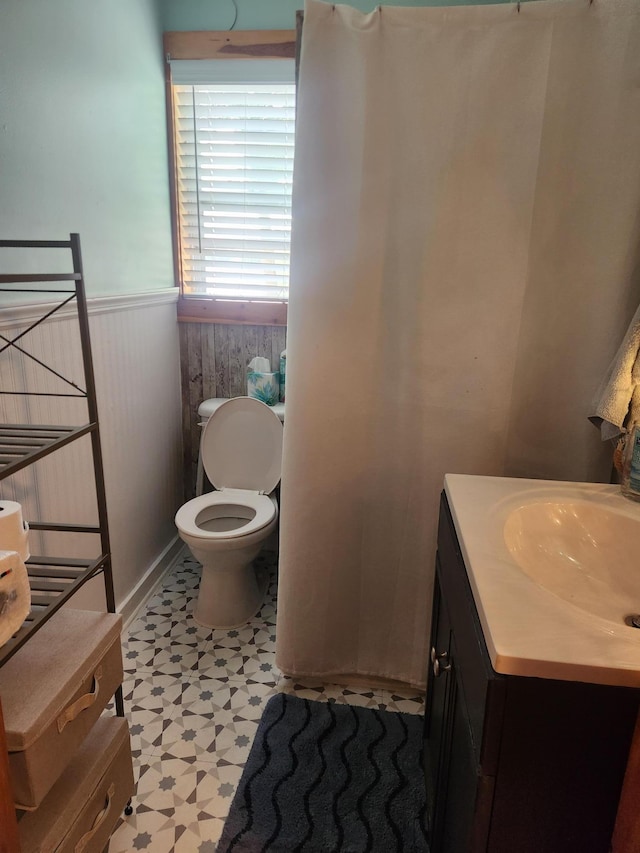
(0, 554), (109, 668)
(0, 424), (97, 480)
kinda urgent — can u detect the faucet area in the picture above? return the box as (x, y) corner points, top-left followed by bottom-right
(1, 1), (640, 852)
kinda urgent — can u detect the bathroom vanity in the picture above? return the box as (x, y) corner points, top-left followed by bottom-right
(425, 475), (640, 853)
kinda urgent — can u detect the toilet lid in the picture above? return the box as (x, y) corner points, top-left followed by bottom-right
(201, 397), (283, 493)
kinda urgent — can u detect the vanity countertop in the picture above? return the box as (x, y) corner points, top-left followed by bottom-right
(444, 473), (640, 687)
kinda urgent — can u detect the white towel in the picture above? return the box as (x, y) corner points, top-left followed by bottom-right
(589, 302), (640, 440)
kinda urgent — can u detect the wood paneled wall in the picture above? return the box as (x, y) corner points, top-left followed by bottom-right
(179, 323), (287, 499)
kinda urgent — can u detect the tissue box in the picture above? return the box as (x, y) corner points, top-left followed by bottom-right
(247, 372), (280, 406)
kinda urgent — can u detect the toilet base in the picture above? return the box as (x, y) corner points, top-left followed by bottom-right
(194, 553), (270, 629)
(177, 499), (278, 630)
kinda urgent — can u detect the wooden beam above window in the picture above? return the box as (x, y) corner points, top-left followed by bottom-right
(178, 297), (288, 327)
(164, 30), (296, 61)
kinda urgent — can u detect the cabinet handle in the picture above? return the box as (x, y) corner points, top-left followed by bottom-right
(74, 783), (115, 853)
(57, 665), (103, 733)
(431, 647), (451, 678)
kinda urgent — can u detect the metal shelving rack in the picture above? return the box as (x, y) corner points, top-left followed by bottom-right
(0, 232), (126, 850)
(0, 235), (119, 686)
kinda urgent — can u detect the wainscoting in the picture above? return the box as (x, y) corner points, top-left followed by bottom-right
(0, 290), (183, 617)
(179, 322), (287, 499)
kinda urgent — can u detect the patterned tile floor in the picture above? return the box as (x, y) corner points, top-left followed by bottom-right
(108, 550), (425, 852)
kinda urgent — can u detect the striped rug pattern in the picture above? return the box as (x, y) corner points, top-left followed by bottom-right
(217, 693), (428, 852)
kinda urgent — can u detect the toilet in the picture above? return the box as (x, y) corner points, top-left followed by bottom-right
(175, 397), (284, 629)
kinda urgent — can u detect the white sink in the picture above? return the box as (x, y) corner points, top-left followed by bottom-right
(504, 500), (640, 627)
(443, 474), (640, 687)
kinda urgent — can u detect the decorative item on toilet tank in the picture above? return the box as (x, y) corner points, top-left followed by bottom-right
(247, 357), (279, 406)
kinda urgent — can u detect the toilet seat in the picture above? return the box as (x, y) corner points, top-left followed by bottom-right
(175, 488), (277, 541)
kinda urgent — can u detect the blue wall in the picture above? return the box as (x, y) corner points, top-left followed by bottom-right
(0, 0), (174, 296)
(159, 0), (506, 32)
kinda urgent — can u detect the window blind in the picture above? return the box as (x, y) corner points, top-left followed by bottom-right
(174, 83), (296, 301)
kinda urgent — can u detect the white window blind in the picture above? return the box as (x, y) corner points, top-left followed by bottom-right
(174, 82), (296, 301)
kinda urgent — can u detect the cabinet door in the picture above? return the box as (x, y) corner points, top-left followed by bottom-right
(440, 635), (485, 853)
(426, 553), (495, 853)
(424, 560), (453, 848)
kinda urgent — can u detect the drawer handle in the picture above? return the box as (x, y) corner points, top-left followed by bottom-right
(431, 647), (451, 678)
(74, 783), (115, 853)
(57, 666), (103, 733)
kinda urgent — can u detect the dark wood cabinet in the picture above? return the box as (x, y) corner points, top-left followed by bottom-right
(424, 493), (640, 853)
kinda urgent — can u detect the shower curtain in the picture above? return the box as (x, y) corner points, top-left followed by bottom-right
(277, 0), (640, 688)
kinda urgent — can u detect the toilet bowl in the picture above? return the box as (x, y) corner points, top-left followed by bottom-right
(175, 397), (283, 628)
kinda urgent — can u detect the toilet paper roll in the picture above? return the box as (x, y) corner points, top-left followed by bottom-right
(0, 501), (30, 561)
(0, 550), (31, 649)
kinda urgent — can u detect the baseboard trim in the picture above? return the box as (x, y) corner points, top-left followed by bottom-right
(118, 536), (185, 631)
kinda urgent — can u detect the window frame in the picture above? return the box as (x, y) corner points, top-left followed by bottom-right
(164, 30), (296, 325)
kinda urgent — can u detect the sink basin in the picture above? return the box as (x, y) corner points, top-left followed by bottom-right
(504, 501), (640, 627)
(443, 474), (640, 687)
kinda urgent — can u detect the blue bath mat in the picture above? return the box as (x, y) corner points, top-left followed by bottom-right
(216, 692), (428, 852)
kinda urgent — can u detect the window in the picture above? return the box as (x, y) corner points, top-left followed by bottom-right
(174, 83), (295, 302)
(164, 31), (297, 324)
